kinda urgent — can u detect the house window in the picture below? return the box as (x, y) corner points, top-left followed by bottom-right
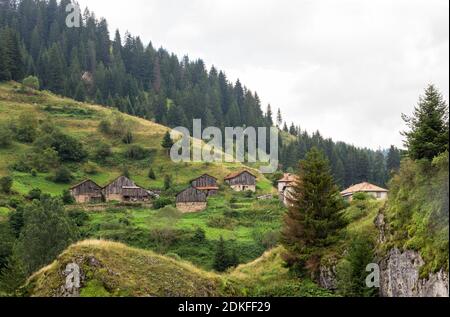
(376, 192), (382, 199)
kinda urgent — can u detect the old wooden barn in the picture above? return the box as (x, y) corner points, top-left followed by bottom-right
(176, 186), (208, 213)
(103, 176), (152, 202)
(224, 170), (257, 192)
(70, 180), (103, 204)
(190, 174), (219, 196)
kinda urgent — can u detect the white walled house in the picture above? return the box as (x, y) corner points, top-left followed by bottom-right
(341, 182), (389, 201)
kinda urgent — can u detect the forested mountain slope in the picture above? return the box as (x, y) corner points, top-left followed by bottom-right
(0, 0), (400, 188)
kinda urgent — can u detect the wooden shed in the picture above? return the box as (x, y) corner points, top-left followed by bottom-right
(176, 187), (208, 213)
(122, 186), (151, 202)
(102, 176), (136, 202)
(190, 174), (219, 196)
(70, 180), (103, 204)
(224, 170), (257, 192)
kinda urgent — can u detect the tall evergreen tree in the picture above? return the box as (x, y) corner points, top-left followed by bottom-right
(386, 145), (401, 173)
(281, 147), (345, 276)
(402, 85), (449, 161)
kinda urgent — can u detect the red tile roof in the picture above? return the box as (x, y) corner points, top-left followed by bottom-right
(341, 182), (388, 195)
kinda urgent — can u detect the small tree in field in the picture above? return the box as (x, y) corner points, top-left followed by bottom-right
(0, 176), (13, 193)
(281, 147), (346, 277)
(22, 76), (40, 90)
(148, 168), (156, 180)
(161, 131), (174, 155)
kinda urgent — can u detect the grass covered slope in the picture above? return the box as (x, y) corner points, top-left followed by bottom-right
(23, 240), (226, 297)
(23, 240), (333, 297)
(383, 152), (449, 276)
(0, 81), (273, 196)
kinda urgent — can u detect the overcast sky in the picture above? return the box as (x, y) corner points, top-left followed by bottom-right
(77, 0), (449, 150)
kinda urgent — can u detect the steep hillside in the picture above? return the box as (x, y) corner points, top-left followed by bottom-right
(22, 240), (226, 297)
(22, 240), (332, 297)
(0, 81), (273, 196)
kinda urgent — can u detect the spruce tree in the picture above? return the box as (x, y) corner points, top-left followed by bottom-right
(402, 85), (449, 161)
(213, 236), (229, 272)
(281, 147), (345, 276)
(386, 145), (401, 173)
(161, 131), (174, 155)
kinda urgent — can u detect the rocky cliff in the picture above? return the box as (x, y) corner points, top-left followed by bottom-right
(380, 248), (449, 297)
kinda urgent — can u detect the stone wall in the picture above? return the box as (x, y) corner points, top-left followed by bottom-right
(176, 202), (207, 213)
(230, 185), (256, 192)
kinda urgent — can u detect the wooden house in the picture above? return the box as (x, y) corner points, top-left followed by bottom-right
(176, 186), (208, 213)
(341, 182), (388, 202)
(224, 170), (257, 192)
(70, 180), (103, 204)
(102, 176), (152, 202)
(277, 173), (298, 206)
(190, 174), (219, 196)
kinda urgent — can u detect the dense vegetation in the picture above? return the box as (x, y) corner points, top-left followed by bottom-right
(0, 0), (400, 188)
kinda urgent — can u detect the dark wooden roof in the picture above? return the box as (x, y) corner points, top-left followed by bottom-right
(70, 179), (101, 190)
(176, 187), (207, 203)
(224, 170), (256, 180)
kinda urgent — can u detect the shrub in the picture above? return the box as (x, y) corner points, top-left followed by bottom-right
(62, 189), (75, 205)
(83, 161), (100, 175)
(52, 167), (73, 184)
(122, 130), (134, 144)
(67, 209), (89, 227)
(125, 145), (148, 160)
(352, 192), (372, 201)
(148, 168), (156, 180)
(163, 175), (172, 191)
(22, 76), (40, 90)
(0, 176), (13, 194)
(27, 188), (42, 201)
(0, 124), (13, 148)
(192, 227), (206, 243)
(207, 215), (236, 230)
(165, 252), (182, 261)
(51, 132), (87, 162)
(153, 197), (173, 210)
(93, 142), (112, 162)
(11, 114), (38, 143)
(98, 119), (111, 135)
(8, 198), (22, 209)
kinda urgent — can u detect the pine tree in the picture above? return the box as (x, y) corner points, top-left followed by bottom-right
(148, 168), (156, 180)
(161, 131), (174, 155)
(266, 104), (274, 127)
(402, 85), (449, 160)
(386, 145), (401, 173)
(213, 236), (229, 272)
(276, 108), (283, 127)
(281, 147), (345, 276)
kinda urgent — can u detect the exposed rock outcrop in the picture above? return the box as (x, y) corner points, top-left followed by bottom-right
(380, 248), (449, 297)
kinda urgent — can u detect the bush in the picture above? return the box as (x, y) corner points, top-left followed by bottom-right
(98, 119), (111, 135)
(0, 124), (13, 148)
(0, 176), (13, 194)
(122, 130), (134, 144)
(27, 188), (42, 201)
(67, 209), (89, 227)
(93, 142), (112, 162)
(125, 145), (148, 160)
(11, 114), (38, 143)
(62, 189), (75, 205)
(51, 132), (87, 162)
(83, 161), (100, 175)
(352, 192), (373, 201)
(153, 197), (173, 210)
(192, 227), (206, 243)
(163, 175), (172, 191)
(52, 167), (73, 184)
(148, 168), (156, 180)
(207, 215), (236, 230)
(22, 76), (40, 90)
